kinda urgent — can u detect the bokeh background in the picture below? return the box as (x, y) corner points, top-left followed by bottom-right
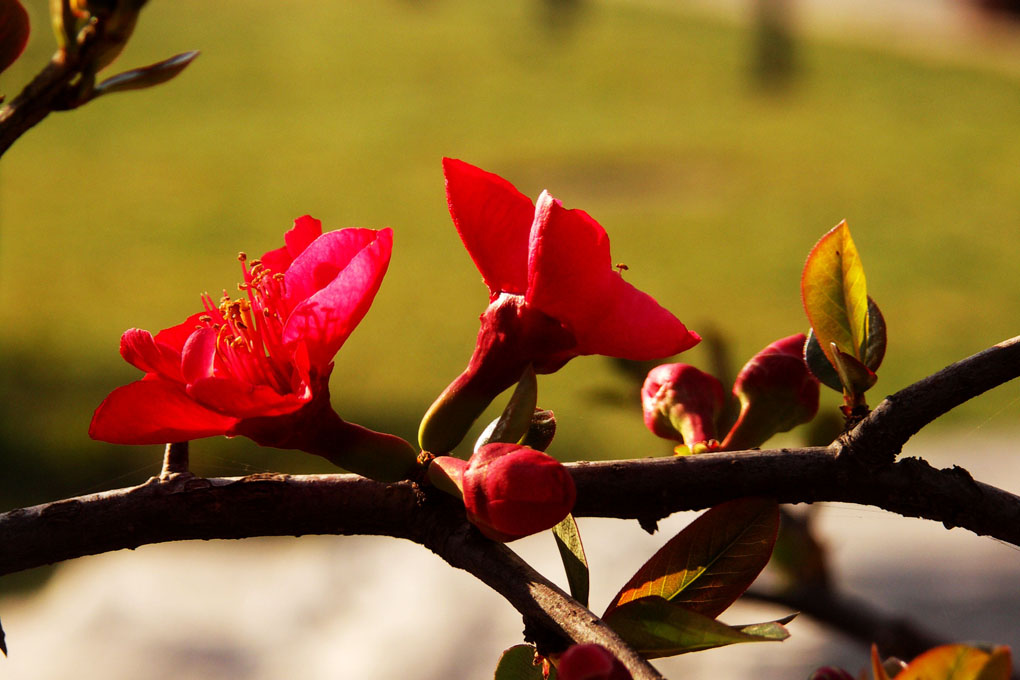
(1, 1), (1019, 678)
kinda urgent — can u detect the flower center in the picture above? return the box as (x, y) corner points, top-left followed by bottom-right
(196, 253), (294, 394)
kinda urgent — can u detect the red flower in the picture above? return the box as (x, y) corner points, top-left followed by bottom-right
(419, 159), (700, 453)
(90, 216), (418, 481)
(557, 644), (633, 680)
(455, 443), (576, 542)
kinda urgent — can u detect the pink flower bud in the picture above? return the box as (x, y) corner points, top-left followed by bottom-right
(462, 443), (576, 542)
(557, 644), (633, 680)
(721, 333), (820, 450)
(641, 363), (726, 445)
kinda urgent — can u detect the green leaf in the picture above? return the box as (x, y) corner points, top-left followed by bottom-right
(0, 0), (30, 75)
(552, 514), (589, 608)
(605, 498), (780, 619)
(604, 597), (791, 658)
(805, 296), (886, 393)
(894, 644), (1009, 680)
(493, 644), (550, 680)
(804, 329), (843, 392)
(801, 221), (870, 371)
(863, 296), (887, 372)
(93, 51), (200, 97)
(474, 365), (538, 451)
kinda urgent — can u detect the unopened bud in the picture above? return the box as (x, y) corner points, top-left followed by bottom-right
(641, 363), (725, 446)
(557, 644), (632, 680)
(721, 334), (820, 450)
(462, 443), (576, 542)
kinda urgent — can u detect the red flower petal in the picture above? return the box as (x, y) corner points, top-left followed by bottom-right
(283, 227), (386, 306)
(526, 191), (611, 320)
(120, 329), (183, 381)
(528, 194), (699, 359)
(180, 327), (217, 385)
(444, 158), (533, 298)
(575, 279), (700, 359)
(153, 311), (207, 352)
(283, 228), (392, 368)
(89, 379), (239, 445)
(187, 376), (307, 419)
(260, 215), (323, 273)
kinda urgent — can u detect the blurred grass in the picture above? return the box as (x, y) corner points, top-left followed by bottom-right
(1, 0), (1019, 508)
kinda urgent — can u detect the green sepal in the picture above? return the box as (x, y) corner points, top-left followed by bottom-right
(427, 456), (466, 499)
(473, 365), (538, 452)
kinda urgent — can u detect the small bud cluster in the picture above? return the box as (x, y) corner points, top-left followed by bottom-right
(641, 333), (820, 452)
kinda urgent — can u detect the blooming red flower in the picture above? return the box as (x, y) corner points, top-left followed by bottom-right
(90, 216), (418, 481)
(557, 644), (633, 680)
(454, 443), (576, 542)
(419, 159), (700, 453)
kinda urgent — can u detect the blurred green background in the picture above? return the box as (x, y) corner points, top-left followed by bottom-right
(1, 0), (1019, 513)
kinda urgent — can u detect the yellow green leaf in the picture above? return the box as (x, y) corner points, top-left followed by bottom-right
(604, 498), (780, 619)
(893, 644), (999, 680)
(552, 514), (589, 608)
(604, 597), (792, 658)
(801, 221), (869, 370)
(973, 646), (1012, 680)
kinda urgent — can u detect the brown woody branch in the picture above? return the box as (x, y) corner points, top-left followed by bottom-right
(6, 448), (1017, 576)
(840, 334), (1020, 466)
(0, 7), (141, 157)
(1, 336), (1019, 673)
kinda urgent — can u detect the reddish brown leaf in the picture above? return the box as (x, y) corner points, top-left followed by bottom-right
(604, 498), (780, 619)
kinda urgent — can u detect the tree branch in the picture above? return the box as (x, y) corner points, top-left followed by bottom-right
(840, 334), (1020, 465)
(1, 337), (1018, 674)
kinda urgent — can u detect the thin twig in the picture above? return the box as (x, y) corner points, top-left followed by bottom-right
(159, 441), (190, 478)
(840, 334), (1020, 466)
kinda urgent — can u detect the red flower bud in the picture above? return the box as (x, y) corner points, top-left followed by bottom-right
(721, 333), (820, 450)
(0, 0), (30, 76)
(557, 644), (633, 680)
(641, 363), (726, 446)
(462, 443), (576, 542)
